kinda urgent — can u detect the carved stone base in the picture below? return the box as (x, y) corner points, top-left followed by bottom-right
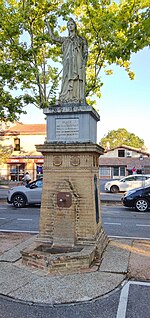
(36, 143), (104, 245)
(21, 142), (108, 273)
(22, 228), (108, 274)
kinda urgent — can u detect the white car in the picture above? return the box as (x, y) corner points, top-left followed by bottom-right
(104, 174), (150, 193)
(7, 178), (43, 208)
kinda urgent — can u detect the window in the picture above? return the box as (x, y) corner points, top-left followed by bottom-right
(35, 179), (43, 188)
(135, 176), (148, 181)
(118, 150), (125, 157)
(113, 166), (126, 177)
(99, 167), (111, 177)
(10, 163), (24, 181)
(125, 176), (136, 182)
(120, 167), (125, 176)
(14, 138), (20, 151)
(113, 166), (119, 176)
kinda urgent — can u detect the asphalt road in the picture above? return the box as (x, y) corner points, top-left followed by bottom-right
(0, 281), (150, 318)
(0, 204), (150, 239)
(102, 205), (150, 239)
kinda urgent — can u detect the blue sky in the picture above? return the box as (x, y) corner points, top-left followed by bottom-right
(20, 47), (150, 150)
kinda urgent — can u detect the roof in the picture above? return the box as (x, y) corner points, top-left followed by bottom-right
(104, 144), (150, 157)
(1, 122), (46, 135)
(99, 156), (150, 168)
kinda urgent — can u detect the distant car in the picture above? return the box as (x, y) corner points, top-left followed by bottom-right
(122, 185), (150, 212)
(7, 178), (43, 208)
(104, 174), (150, 193)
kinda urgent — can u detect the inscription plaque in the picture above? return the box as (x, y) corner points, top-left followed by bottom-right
(56, 118), (79, 139)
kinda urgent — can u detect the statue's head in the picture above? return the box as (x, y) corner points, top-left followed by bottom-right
(67, 18), (77, 35)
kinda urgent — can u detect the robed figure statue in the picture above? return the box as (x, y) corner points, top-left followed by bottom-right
(45, 18), (88, 105)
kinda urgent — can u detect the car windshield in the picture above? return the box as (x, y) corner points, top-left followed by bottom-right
(26, 182), (32, 188)
(120, 176), (135, 182)
(121, 175), (150, 182)
(35, 179), (43, 188)
(25, 179), (43, 188)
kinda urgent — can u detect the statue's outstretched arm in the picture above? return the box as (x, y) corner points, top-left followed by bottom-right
(45, 18), (63, 44)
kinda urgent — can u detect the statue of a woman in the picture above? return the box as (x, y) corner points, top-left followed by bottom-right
(45, 18), (88, 105)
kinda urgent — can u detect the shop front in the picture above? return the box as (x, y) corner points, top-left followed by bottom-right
(34, 159), (44, 179)
(6, 157), (44, 182)
(6, 159), (26, 181)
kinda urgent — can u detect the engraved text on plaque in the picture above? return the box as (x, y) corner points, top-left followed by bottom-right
(56, 118), (79, 140)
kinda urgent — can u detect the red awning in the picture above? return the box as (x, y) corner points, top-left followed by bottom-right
(34, 159), (44, 163)
(7, 159), (26, 164)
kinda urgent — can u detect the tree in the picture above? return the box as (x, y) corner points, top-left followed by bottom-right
(0, 139), (13, 165)
(0, 0), (150, 121)
(100, 128), (145, 149)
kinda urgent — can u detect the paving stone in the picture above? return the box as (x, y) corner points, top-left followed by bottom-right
(0, 233), (32, 255)
(100, 239), (132, 273)
(8, 271), (125, 304)
(0, 262), (39, 295)
(128, 240), (150, 280)
(0, 235), (37, 262)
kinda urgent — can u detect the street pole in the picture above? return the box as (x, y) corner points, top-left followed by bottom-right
(139, 155), (144, 187)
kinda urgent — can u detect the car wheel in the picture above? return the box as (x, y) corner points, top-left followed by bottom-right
(135, 198), (149, 212)
(110, 185), (119, 193)
(12, 193), (27, 208)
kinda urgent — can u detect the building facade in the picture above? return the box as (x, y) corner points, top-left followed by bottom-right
(99, 145), (150, 179)
(0, 122), (46, 182)
(1, 124), (150, 183)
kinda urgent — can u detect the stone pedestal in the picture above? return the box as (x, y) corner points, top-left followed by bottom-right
(22, 105), (108, 273)
(44, 103), (99, 144)
(37, 143), (104, 245)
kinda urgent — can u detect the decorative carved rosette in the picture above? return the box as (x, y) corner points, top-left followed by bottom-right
(53, 156), (62, 166)
(70, 156), (80, 166)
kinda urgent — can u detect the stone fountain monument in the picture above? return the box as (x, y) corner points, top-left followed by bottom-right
(22, 18), (108, 273)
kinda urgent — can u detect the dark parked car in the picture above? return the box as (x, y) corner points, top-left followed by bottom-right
(122, 185), (150, 212)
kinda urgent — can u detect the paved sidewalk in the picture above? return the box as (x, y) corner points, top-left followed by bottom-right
(0, 233), (149, 304)
(0, 186), (149, 305)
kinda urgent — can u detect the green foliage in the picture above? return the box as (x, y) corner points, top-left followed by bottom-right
(100, 128), (145, 149)
(0, 85), (26, 121)
(0, 0), (149, 120)
(0, 139), (13, 164)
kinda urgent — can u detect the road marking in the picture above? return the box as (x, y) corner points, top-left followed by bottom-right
(116, 281), (130, 318)
(0, 229), (38, 233)
(102, 211), (121, 214)
(109, 235), (150, 240)
(117, 281), (150, 318)
(0, 207), (7, 210)
(0, 217), (6, 220)
(104, 222), (121, 225)
(136, 224), (150, 227)
(17, 218), (33, 221)
(129, 281), (150, 287)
